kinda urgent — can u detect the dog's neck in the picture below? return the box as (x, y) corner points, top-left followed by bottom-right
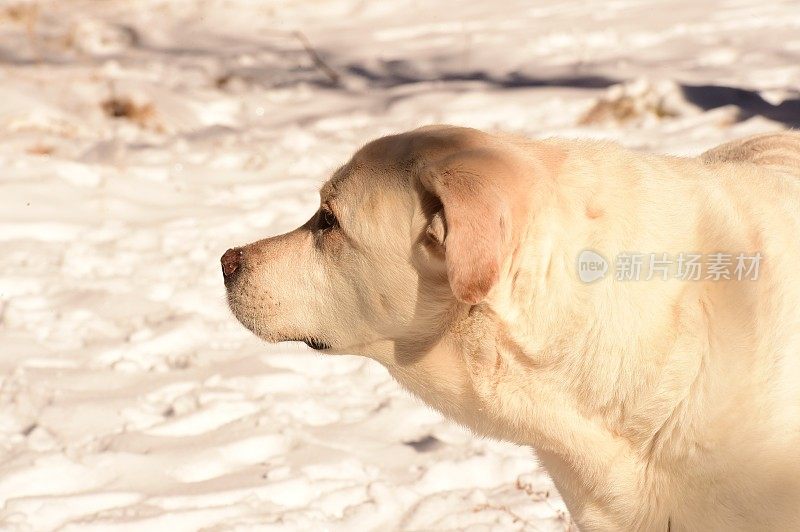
(454, 287), (708, 528)
(387, 248), (711, 529)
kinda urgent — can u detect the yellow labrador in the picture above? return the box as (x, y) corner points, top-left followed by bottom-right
(222, 126), (800, 531)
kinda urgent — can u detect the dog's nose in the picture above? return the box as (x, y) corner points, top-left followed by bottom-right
(221, 248), (243, 281)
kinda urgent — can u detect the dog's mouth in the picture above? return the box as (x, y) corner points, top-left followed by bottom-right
(225, 293), (331, 351)
(293, 337), (331, 351)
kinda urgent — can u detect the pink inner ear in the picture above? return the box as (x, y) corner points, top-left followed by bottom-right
(442, 190), (506, 304)
(426, 211), (446, 245)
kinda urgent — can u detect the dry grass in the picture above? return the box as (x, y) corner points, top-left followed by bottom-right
(101, 96), (161, 131)
(577, 79), (701, 126)
(0, 3), (40, 56)
(579, 94), (680, 126)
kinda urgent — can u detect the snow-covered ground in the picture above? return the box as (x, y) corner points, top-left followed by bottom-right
(0, 0), (797, 530)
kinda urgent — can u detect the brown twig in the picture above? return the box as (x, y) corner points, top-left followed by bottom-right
(292, 30), (340, 86)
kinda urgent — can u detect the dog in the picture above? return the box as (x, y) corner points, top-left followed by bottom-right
(222, 125), (800, 530)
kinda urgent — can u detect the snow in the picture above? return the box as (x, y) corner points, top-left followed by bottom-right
(0, 0), (797, 529)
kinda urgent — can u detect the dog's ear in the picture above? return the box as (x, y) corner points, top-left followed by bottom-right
(418, 148), (525, 305)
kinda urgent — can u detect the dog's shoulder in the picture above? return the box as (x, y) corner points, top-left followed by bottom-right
(700, 131), (800, 179)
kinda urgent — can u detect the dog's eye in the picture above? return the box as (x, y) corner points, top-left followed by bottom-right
(318, 208), (338, 231)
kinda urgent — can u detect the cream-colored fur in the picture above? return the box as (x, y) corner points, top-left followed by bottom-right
(224, 126), (800, 531)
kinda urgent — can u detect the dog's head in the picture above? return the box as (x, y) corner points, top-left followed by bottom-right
(223, 125), (535, 362)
